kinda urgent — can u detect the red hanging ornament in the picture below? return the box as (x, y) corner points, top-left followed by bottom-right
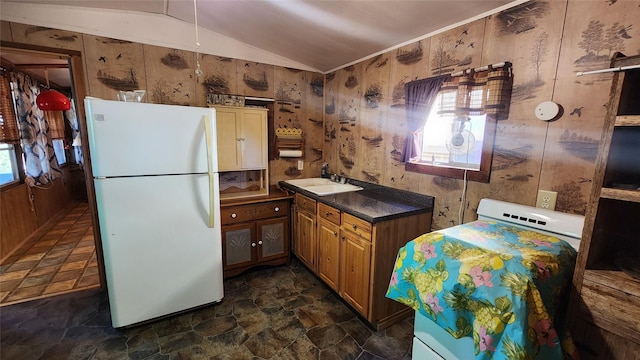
(36, 89), (70, 111)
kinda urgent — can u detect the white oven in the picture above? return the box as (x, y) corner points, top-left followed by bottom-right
(412, 198), (584, 360)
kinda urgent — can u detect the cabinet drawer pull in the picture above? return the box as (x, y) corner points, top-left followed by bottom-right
(341, 236), (345, 241)
(334, 231), (338, 236)
(231, 213), (237, 218)
(325, 212), (331, 216)
(258, 240), (263, 245)
(352, 224), (357, 230)
(275, 207), (280, 212)
(251, 242), (256, 247)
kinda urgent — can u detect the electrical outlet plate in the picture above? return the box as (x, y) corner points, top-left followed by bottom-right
(297, 160), (304, 170)
(536, 190), (557, 210)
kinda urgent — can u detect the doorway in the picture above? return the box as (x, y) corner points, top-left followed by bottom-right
(0, 45), (103, 305)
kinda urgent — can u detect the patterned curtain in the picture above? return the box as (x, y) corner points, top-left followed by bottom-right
(9, 71), (62, 186)
(0, 73), (20, 143)
(440, 65), (513, 120)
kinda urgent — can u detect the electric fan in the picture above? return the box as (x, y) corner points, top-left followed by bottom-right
(446, 125), (475, 155)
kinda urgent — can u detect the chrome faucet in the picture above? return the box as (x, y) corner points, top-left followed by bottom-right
(330, 174), (347, 184)
(321, 163), (329, 178)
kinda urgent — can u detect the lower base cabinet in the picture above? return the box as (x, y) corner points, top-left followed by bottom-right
(221, 198), (290, 278)
(339, 229), (371, 315)
(295, 194), (432, 330)
(317, 218), (340, 291)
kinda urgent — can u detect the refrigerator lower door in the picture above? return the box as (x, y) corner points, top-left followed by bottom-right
(94, 173), (223, 327)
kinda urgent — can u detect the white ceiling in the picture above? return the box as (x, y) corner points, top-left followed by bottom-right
(2, 0), (521, 73)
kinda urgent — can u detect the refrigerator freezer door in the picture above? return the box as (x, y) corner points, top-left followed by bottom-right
(94, 174), (223, 328)
(85, 99), (217, 177)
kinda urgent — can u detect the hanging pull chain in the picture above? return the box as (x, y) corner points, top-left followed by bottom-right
(193, 0), (202, 77)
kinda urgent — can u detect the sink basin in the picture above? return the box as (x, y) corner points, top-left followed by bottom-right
(303, 183), (363, 196)
(284, 178), (363, 196)
(284, 178), (333, 187)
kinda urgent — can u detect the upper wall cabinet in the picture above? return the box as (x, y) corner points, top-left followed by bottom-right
(213, 105), (268, 171)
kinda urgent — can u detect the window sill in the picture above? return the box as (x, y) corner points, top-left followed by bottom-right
(0, 180), (24, 192)
(405, 161), (490, 183)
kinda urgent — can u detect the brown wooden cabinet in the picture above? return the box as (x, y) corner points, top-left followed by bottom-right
(293, 193), (431, 330)
(294, 193), (317, 272)
(339, 225), (371, 315)
(317, 203), (341, 291)
(572, 54), (640, 358)
(221, 198), (290, 278)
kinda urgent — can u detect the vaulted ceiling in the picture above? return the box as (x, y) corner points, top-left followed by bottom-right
(1, 0), (522, 73)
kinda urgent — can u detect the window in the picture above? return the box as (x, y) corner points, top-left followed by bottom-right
(53, 139), (67, 165)
(0, 143), (20, 187)
(417, 90), (488, 171)
(406, 91), (496, 182)
(405, 66), (512, 182)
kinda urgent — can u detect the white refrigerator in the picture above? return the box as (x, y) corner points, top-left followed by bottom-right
(85, 98), (223, 328)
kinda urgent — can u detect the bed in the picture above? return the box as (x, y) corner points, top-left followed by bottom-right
(386, 199), (584, 360)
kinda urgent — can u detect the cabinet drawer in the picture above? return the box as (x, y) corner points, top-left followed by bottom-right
(254, 201), (289, 220)
(342, 213), (372, 241)
(296, 193), (316, 213)
(221, 205), (254, 225)
(318, 203), (341, 225)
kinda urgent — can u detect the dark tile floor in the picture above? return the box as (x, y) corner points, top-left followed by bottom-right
(1, 260), (415, 359)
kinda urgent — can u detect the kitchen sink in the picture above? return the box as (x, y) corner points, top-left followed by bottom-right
(284, 178), (363, 196)
(284, 178), (334, 187)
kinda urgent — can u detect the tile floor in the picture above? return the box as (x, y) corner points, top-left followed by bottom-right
(1, 259), (415, 359)
(0, 203), (415, 359)
(0, 202), (100, 306)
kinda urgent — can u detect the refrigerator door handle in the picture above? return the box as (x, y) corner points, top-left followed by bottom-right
(204, 115), (215, 228)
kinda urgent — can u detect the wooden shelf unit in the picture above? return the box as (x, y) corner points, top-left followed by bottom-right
(572, 54), (640, 357)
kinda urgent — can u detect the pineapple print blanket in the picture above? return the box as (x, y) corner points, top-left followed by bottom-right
(386, 220), (579, 359)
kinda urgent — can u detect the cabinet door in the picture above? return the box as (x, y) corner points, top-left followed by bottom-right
(296, 209), (316, 272)
(216, 108), (241, 171)
(257, 217), (289, 262)
(318, 219), (340, 291)
(222, 223), (256, 271)
(340, 231), (371, 316)
(240, 109), (267, 169)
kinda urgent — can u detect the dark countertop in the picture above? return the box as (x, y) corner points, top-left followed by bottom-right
(278, 178), (434, 223)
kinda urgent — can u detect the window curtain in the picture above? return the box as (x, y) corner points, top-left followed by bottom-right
(0, 73), (20, 143)
(441, 66), (513, 120)
(43, 110), (65, 139)
(401, 75), (450, 162)
(9, 71), (62, 186)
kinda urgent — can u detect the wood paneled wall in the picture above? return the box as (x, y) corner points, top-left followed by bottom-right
(1, 183), (37, 261)
(1, 170), (74, 262)
(323, 0), (640, 230)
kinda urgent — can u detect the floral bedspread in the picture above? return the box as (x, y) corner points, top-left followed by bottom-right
(386, 220), (579, 360)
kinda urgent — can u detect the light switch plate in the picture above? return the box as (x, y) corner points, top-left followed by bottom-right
(297, 160), (304, 170)
(536, 190), (557, 210)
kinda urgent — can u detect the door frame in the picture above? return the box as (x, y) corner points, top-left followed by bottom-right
(0, 41), (106, 290)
